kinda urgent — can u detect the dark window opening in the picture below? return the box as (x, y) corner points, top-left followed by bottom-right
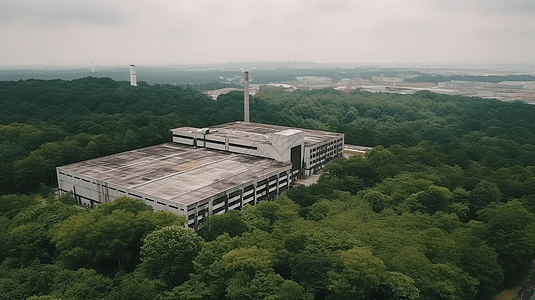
(206, 139), (226, 145)
(173, 134), (194, 140)
(290, 145), (302, 171)
(229, 143), (257, 150)
(213, 195), (227, 205)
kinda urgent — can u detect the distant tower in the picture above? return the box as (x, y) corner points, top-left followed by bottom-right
(344, 83), (352, 96)
(91, 60), (94, 73)
(130, 65), (137, 86)
(244, 71), (249, 122)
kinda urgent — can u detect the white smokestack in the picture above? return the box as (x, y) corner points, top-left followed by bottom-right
(244, 71), (249, 122)
(130, 65), (137, 86)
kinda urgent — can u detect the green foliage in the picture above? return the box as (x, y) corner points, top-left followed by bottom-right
(478, 200), (535, 287)
(2, 78), (535, 299)
(0, 77), (217, 125)
(410, 185), (452, 214)
(289, 245), (332, 294)
(7, 222), (51, 265)
(0, 262), (59, 300)
(43, 267), (113, 300)
(49, 197), (185, 275)
(106, 272), (167, 300)
(327, 247), (387, 299)
(1, 197), (84, 267)
(240, 201), (281, 232)
(56, 193), (78, 206)
(376, 271), (420, 300)
(362, 190), (393, 213)
(225, 270), (307, 300)
(198, 210), (248, 242)
(452, 227), (504, 299)
(0, 194), (39, 218)
(139, 225), (203, 287)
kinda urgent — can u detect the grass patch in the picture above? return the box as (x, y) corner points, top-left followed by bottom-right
(495, 286), (521, 300)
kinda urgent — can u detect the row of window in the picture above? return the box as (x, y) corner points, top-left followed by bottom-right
(186, 172), (290, 228)
(173, 134), (258, 151)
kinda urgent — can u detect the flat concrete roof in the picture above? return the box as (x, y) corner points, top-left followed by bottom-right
(172, 121), (344, 147)
(58, 143), (291, 206)
(343, 144), (373, 158)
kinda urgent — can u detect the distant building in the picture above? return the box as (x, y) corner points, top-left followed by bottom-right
(295, 76), (332, 83)
(260, 83), (297, 92)
(372, 76), (404, 84)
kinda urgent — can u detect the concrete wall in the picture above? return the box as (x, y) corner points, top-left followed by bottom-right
(302, 137), (344, 176)
(57, 169), (187, 214)
(271, 130), (304, 162)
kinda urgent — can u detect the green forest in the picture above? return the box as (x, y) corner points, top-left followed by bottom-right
(2, 77), (535, 300)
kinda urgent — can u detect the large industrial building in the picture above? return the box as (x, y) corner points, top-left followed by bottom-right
(57, 121), (344, 229)
(57, 70), (345, 229)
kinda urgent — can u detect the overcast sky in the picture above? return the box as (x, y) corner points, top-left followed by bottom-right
(1, 0), (534, 66)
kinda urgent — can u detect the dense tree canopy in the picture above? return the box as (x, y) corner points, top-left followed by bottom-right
(2, 77), (535, 299)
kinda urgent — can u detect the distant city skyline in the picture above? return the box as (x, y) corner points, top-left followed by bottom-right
(1, 0), (534, 66)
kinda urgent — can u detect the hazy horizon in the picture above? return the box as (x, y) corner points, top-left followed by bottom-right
(2, 0), (534, 66)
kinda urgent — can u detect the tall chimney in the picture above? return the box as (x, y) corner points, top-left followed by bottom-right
(130, 65), (137, 86)
(244, 71), (249, 122)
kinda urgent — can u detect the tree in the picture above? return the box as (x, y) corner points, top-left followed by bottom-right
(452, 227), (504, 299)
(7, 222), (51, 265)
(106, 272), (166, 300)
(225, 270), (307, 300)
(240, 201), (280, 232)
(466, 180), (502, 219)
(13, 153), (51, 192)
(44, 268), (112, 300)
(390, 246), (478, 300)
(327, 247), (386, 299)
(49, 197), (185, 275)
(374, 271), (420, 300)
(363, 190), (392, 213)
(478, 200), (535, 287)
(289, 245), (332, 295)
(0, 194), (39, 219)
(139, 225), (203, 287)
(198, 210), (248, 242)
(411, 185), (452, 215)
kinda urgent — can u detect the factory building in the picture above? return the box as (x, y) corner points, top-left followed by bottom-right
(57, 122), (344, 230)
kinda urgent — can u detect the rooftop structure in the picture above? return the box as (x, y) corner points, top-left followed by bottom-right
(171, 121), (345, 178)
(343, 144), (373, 158)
